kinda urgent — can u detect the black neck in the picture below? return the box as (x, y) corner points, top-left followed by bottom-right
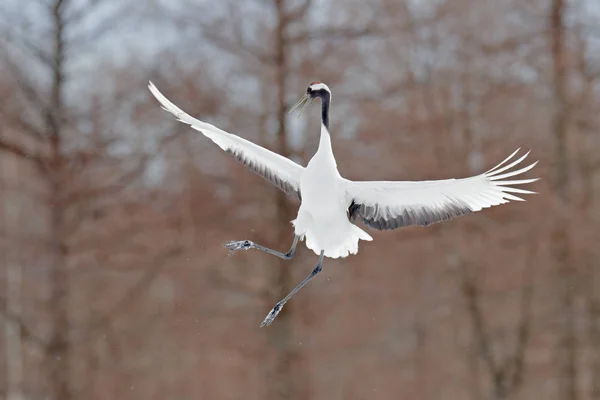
(320, 91), (330, 129)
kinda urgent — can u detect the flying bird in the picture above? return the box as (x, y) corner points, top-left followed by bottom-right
(148, 81), (538, 327)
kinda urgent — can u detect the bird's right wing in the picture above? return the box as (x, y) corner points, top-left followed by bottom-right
(149, 82), (304, 200)
(345, 149), (538, 230)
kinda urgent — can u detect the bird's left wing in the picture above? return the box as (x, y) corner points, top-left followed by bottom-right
(345, 149), (538, 230)
(148, 82), (304, 200)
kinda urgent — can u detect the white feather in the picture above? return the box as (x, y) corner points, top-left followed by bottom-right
(345, 149), (539, 229)
(149, 80), (538, 258)
(309, 82), (331, 93)
(148, 82), (304, 198)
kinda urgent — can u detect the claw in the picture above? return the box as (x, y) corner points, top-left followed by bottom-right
(260, 302), (283, 327)
(224, 240), (253, 252)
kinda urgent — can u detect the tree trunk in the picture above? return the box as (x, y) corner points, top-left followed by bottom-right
(3, 152), (24, 400)
(46, 1), (72, 398)
(550, 0), (576, 398)
(4, 262), (23, 400)
(267, 1), (296, 398)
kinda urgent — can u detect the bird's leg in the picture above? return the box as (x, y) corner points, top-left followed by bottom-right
(260, 251), (325, 327)
(225, 235), (300, 260)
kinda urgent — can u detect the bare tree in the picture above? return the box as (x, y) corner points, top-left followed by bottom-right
(0, 133), (25, 400)
(461, 258), (533, 400)
(0, 0), (184, 398)
(549, 0), (578, 398)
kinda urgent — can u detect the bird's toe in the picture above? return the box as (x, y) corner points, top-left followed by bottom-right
(260, 303), (283, 327)
(224, 240), (253, 252)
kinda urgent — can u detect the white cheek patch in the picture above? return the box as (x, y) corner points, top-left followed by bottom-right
(310, 83), (331, 93)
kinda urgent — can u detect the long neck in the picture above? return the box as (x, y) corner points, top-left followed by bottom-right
(317, 92), (332, 153)
(318, 123), (332, 152)
(320, 91), (330, 129)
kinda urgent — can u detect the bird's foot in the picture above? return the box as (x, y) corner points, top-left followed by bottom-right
(224, 240), (254, 252)
(260, 302), (284, 327)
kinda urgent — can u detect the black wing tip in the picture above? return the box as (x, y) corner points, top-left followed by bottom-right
(350, 201), (473, 231)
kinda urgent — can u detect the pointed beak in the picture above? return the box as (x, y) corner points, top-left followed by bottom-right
(289, 93), (311, 119)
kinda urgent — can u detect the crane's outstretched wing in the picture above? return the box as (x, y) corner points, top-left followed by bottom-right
(345, 149), (538, 230)
(148, 82), (304, 200)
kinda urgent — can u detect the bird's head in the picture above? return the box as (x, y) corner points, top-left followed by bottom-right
(290, 81), (332, 118)
(306, 81), (331, 99)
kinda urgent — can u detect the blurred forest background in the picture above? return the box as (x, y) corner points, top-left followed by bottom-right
(0, 0), (598, 399)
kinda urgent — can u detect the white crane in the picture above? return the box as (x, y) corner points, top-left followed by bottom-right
(148, 81), (538, 327)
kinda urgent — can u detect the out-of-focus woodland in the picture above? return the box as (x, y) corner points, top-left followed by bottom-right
(0, 0), (598, 399)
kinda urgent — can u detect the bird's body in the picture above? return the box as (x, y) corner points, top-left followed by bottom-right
(148, 80), (538, 326)
(294, 124), (372, 258)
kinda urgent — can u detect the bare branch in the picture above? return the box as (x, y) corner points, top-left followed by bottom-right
(286, 25), (384, 44)
(462, 267), (500, 380)
(67, 2), (133, 52)
(0, 297), (48, 350)
(80, 247), (183, 341)
(284, 0), (313, 23)
(0, 46), (49, 114)
(506, 265), (534, 390)
(1, 28), (54, 67)
(61, 129), (184, 212)
(201, 25), (276, 66)
(0, 134), (46, 169)
(64, 0), (113, 25)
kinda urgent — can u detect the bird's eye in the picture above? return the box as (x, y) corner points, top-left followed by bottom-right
(307, 87), (312, 94)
